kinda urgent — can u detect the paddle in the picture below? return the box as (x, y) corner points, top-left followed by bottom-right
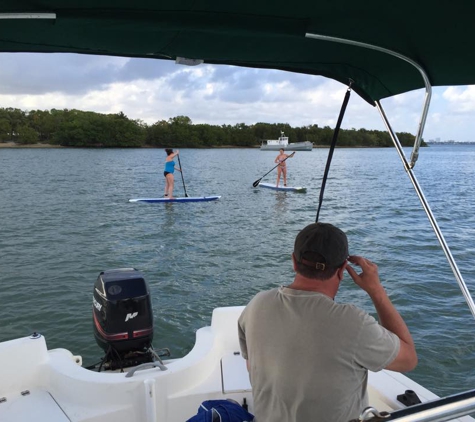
(252, 152), (295, 187)
(176, 152), (189, 197)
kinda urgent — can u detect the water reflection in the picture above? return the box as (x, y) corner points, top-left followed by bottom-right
(274, 191), (289, 212)
(162, 202), (176, 228)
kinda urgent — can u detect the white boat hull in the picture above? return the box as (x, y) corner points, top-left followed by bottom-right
(0, 307), (473, 422)
(260, 141), (313, 151)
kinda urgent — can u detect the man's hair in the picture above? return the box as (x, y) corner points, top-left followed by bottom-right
(294, 258), (340, 280)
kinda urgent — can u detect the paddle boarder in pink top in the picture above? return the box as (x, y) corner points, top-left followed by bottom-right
(275, 148), (292, 187)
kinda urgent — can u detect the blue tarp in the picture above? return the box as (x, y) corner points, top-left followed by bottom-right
(186, 399), (254, 422)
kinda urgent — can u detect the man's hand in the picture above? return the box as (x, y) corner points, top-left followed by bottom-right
(346, 255), (385, 297)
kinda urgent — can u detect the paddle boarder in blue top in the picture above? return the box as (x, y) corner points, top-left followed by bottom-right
(164, 148), (181, 199)
(275, 148), (292, 187)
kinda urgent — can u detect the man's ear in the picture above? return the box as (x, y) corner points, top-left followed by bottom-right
(291, 253), (297, 271)
(337, 261), (347, 280)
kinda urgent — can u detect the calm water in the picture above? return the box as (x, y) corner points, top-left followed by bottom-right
(1, 145), (475, 397)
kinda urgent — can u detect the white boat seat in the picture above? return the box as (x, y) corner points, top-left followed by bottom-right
(221, 352), (252, 394)
(0, 389), (70, 422)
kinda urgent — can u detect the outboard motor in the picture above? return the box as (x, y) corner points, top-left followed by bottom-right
(93, 268), (154, 370)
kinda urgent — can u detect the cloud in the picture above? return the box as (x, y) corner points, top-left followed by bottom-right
(0, 53), (473, 141)
(443, 86), (475, 113)
(0, 53), (126, 95)
(117, 58), (177, 82)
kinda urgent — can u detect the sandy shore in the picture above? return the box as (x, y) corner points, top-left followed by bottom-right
(0, 142), (259, 149)
(0, 142), (61, 148)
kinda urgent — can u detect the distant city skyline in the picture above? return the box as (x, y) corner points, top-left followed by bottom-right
(426, 140), (475, 144)
(0, 53), (474, 143)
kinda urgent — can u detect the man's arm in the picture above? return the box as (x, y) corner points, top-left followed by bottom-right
(238, 312), (250, 373)
(346, 255), (417, 372)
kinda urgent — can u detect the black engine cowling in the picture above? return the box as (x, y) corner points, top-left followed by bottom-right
(93, 268), (154, 356)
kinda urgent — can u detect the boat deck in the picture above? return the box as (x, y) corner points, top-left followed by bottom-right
(0, 307), (473, 422)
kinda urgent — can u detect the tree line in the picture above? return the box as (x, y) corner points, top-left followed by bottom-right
(0, 108), (422, 148)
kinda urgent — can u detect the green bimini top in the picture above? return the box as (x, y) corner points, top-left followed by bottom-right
(0, 1), (473, 104)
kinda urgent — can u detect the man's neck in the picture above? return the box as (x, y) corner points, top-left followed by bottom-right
(287, 274), (339, 299)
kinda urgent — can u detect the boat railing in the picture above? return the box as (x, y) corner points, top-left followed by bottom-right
(353, 388), (475, 421)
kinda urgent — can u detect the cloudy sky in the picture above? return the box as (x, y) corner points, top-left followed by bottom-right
(0, 53), (474, 142)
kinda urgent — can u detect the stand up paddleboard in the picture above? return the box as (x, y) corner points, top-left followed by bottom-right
(257, 182), (307, 192)
(129, 196), (221, 203)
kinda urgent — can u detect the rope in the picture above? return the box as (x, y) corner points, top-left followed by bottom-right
(315, 81), (353, 222)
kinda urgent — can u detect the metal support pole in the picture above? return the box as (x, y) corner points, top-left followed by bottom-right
(0, 13), (56, 19)
(376, 100), (475, 321)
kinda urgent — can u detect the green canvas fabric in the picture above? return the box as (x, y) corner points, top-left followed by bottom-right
(0, 1), (473, 104)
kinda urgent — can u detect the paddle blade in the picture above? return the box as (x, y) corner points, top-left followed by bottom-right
(252, 179), (261, 188)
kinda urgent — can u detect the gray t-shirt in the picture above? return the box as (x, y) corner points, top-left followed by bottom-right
(238, 287), (400, 422)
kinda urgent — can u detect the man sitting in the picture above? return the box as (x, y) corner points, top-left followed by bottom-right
(238, 222), (417, 422)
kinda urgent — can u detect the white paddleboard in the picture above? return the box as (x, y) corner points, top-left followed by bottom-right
(129, 196), (221, 203)
(257, 183), (307, 192)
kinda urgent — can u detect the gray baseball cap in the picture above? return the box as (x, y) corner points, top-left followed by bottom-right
(294, 223), (348, 269)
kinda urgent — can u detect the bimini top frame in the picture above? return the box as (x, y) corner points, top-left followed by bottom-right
(305, 32), (475, 322)
(305, 32), (430, 169)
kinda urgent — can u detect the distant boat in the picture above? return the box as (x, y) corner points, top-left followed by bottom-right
(260, 131), (313, 151)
